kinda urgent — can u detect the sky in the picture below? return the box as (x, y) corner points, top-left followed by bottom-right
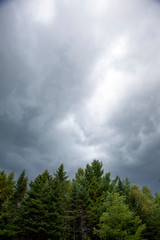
(0, 0), (160, 193)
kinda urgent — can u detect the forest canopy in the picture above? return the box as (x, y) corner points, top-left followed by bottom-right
(0, 160), (160, 240)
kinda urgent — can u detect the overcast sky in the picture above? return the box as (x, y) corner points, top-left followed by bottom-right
(0, 0), (160, 193)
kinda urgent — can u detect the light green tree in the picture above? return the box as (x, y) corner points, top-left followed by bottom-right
(95, 192), (146, 240)
(0, 171), (15, 211)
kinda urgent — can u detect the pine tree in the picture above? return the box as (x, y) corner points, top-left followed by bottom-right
(85, 160), (103, 184)
(15, 170), (64, 240)
(0, 161), (159, 239)
(68, 168), (89, 240)
(0, 171), (15, 239)
(54, 164), (70, 236)
(84, 160), (104, 239)
(0, 198), (15, 239)
(13, 169), (28, 206)
(86, 176), (104, 239)
(0, 171), (15, 211)
(115, 176), (131, 204)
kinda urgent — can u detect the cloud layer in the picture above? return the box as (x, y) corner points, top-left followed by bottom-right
(0, 0), (160, 193)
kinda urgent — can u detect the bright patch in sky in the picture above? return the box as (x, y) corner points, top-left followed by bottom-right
(86, 53), (133, 126)
(87, 69), (123, 124)
(110, 35), (128, 58)
(30, 0), (55, 24)
(57, 114), (104, 161)
(57, 114), (86, 142)
(85, 0), (108, 17)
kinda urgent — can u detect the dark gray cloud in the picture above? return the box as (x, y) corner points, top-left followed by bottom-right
(0, 0), (160, 193)
(104, 82), (160, 193)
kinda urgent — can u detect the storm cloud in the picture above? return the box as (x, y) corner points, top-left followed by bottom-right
(0, 0), (160, 193)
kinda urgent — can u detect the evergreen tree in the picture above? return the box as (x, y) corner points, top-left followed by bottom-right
(86, 176), (103, 239)
(0, 171), (15, 211)
(0, 198), (15, 239)
(15, 170), (64, 240)
(101, 172), (112, 193)
(53, 164), (70, 238)
(116, 176), (131, 204)
(0, 161), (159, 239)
(0, 171), (15, 239)
(85, 160), (103, 184)
(84, 160), (104, 239)
(68, 168), (89, 240)
(153, 192), (160, 239)
(13, 169), (28, 206)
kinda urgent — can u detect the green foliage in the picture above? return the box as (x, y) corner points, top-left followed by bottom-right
(13, 169), (28, 205)
(15, 169), (66, 239)
(0, 198), (16, 239)
(95, 192), (146, 240)
(130, 184), (154, 220)
(54, 164), (68, 182)
(129, 184), (160, 239)
(54, 164), (71, 238)
(86, 175), (103, 239)
(0, 171), (15, 211)
(0, 160), (159, 240)
(67, 168), (89, 240)
(152, 193), (160, 239)
(101, 172), (112, 192)
(85, 159), (104, 183)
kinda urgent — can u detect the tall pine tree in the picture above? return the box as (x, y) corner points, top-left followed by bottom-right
(15, 170), (64, 240)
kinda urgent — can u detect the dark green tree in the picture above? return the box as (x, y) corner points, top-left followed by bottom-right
(53, 164), (70, 238)
(0, 198), (16, 239)
(86, 176), (103, 240)
(68, 168), (89, 240)
(0, 171), (16, 239)
(85, 160), (103, 184)
(15, 170), (64, 240)
(84, 160), (104, 239)
(152, 192), (160, 239)
(116, 176), (131, 204)
(0, 161), (159, 240)
(13, 169), (28, 206)
(101, 172), (112, 193)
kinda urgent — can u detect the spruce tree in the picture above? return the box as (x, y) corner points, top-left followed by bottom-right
(54, 163), (70, 237)
(0, 171), (15, 211)
(0, 171), (15, 239)
(13, 169), (28, 207)
(15, 170), (64, 240)
(68, 168), (89, 240)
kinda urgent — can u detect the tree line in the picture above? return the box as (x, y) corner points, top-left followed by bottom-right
(0, 160), (160, 239)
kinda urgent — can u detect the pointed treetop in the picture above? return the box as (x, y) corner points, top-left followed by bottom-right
(54, 164), (68, 182)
